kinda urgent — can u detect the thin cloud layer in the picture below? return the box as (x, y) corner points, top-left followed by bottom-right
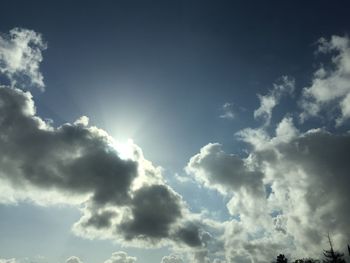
(0, 28), (46, 90)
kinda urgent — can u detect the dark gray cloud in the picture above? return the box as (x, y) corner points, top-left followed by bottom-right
(120, 184), (183, 241)
(0, 86), (137, 206)
(175, 224), (203, 248)
(0, 27), (208, 251)
(0, 86), (202, 248)
(82, 210), (117, 229)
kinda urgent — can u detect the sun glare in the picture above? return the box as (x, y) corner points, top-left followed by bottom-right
(115, 138), (136, 160)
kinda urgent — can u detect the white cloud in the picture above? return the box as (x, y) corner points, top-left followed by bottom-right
(300, 35), (350, 125)
(104, 252), (137, 263)
(244, 127), (350, 259)
(186, 33), (350, 263)
(254, 76), (295, 125)
(219, 103), (235, 120)
(161, 254), (184, 263)
(237, 116), (299, 151)
(219, 102), (246, 120)
(74, 116), (90, 127)
(187, 114), (350, 262)
(0, 28), (46, 90)
(66, 256), (83, 263)
(186, 143), (264, 196)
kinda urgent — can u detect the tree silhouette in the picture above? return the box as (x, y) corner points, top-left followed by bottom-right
(294, 258), (320, 263)
(276, 254), (288, 263)
(273, 235), (349, 263)
(323, 234), (346, 263)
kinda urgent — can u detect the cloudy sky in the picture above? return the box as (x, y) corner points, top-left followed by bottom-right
(1, 1), (350, 263)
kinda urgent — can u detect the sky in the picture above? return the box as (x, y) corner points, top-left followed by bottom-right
(1, 1), (350, 263)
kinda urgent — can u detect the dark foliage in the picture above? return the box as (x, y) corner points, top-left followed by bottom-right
(323, 235), (346, 263)
(275, 254), (288, 263)
(274, 237), (349, 263)
(294, 258), (321, 263)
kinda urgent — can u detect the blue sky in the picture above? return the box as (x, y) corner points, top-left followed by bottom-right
(1, 1), (350, 263)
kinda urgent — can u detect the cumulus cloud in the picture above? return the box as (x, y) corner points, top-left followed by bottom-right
(161, 254), (184, 263)
(223, 219), (291, 263)
(237, 116), (299, 151)
(252, 129), (350, 254)
(254, 76), (295, 125)
(66, 256), (83, 263)
(300, 35), (350, 125)
(245, 123), (350, 259)
(119, 184), (184, 243)
(185, 143), (264, 195)
(2, 26), (350, 263)
(0, 85), (205, 248)
(104, 252), (137, 263)
(0, 28), (46, 90)
(187, 112), (350, 262)
(0, 27), (210, 253)
(0, 87), (138, 206)
(186, 33), (350, 263)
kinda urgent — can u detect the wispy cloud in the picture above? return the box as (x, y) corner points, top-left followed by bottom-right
(254, 76), (295, 126)
(219, 103), (236, 120)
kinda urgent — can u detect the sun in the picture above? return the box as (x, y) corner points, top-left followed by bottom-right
(114, 138), (136, 160)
